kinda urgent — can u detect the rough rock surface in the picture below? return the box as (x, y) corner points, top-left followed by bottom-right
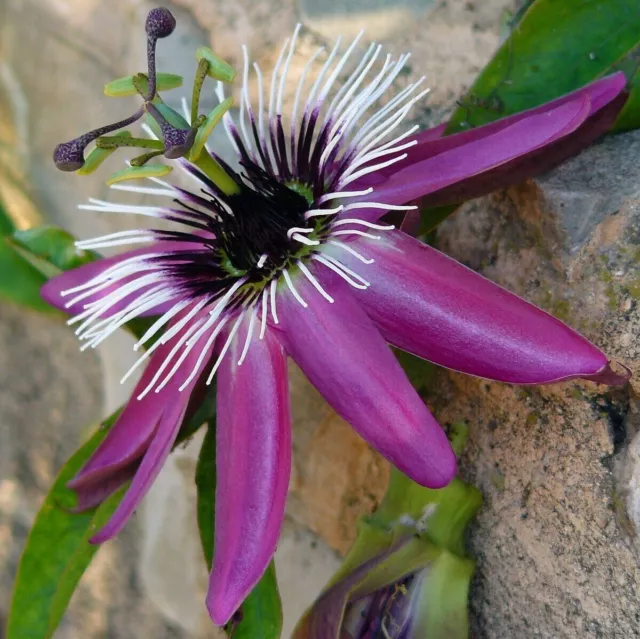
(431, 129), (640, 637)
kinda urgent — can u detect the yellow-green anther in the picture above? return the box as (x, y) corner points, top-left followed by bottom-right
(195, 47), (236, 83)
(76, 131), (133, 175)
(144, 113), (163, 141)
(191, 58), (210, 125)
(95, 135), (164, 150)
(150, 102), (191, 130)
(130, 150), (166, 167)
(192, 151), (239, 196)
(104, 72), (183, 97)
(188, 97), (234, 162)
(106, 164), (173, 185)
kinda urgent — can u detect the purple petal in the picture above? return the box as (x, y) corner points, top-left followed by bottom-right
(335, 230), (626, 385)
(357, 93), (592, 208)
(41, 239), (206, 317)
(273, 272), (456, 489)
(68, 336), (185, 493)
(72, 461), (139, 511)
(89, 397), (188, 543)
(389, 72), (626, 177)
(207, 325), (291, 625)
(347, 73), (626, 222)
(86, 313), (215, 542)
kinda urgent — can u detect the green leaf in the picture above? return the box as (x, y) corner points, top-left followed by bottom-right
(0, 198), (15, 235)
(232, 563), (283, 639)
(447, 0), (640, 132)
(0, 236), (58, 314)
(12, 225), (98, 272)
(7, 412), (123, 639)
(394, 350), (438, 393)
(612, 64), (640, 132)
(371, 469), (482, 558)
(196, 423), (217, 570)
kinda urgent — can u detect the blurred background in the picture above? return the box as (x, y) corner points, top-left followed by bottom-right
(2, 1), (640, 638)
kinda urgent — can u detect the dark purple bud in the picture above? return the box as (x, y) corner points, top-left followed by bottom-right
(145, 8), (176, 39)
(163, 127), (197, 159)
(53, 140), (86, 171)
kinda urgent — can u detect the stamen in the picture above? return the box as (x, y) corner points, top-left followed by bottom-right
(206, 311), (245, 384)
(237, 309), (257, 365)
(270, 279), (279, 324)
(283, 269), (308, 308)
(328, 239), (375, 264)
(297, 261), (334, 303)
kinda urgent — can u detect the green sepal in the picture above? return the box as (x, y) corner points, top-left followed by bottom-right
(106, 164), (173, 185)
(188, 97), (234, 161)
(77, 131), (132, 176)
(195, 47), (236, 83)
(371, 468), (482, 558)
(104, 72), (183, 97)
(411, 551), (475, 639)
